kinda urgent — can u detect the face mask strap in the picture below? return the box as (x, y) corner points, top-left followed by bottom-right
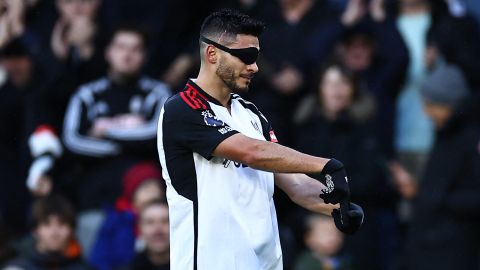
(200, 36), (259, 65)
(200, 36), (233, 54)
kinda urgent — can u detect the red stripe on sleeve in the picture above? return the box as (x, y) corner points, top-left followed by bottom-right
(180, 92), (199, 109)
(187, 90), (207, 110)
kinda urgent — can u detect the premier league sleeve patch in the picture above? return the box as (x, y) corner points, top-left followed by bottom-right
(202, 110), (225, 127)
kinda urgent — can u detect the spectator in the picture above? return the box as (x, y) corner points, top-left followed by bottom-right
(426, 1), (480, 92)
(120, 162), (165, 212)
(391, 0), (435, 224)
(401, 64), (480, 270)
(25, 0), (109, 199)
(294, 214), (351, 270)
(88, 162), (165, 270)
(306, 0), (409, 158)
(463, 0), (480, 26)
(0, 39), (45, 235)
(250, 0), (328, 145)
(130, 199), (169, 270)
(0, 0), (42, 57)
(294, 63), (399, 270)
(2, 195), (91, 270)
(48, 0), (106, 77)
(0, 0), (28, 48)
(62, 24), (171, 255)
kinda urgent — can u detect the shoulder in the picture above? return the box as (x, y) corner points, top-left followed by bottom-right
(162, 90), (208, 124)
(232, 94), (269, 121)
(138, 76), (171, 97)
(164, 93), (197, 113)
(67, 258), (95, 270)
(2, 256), (32, 269)
(78, 77), (110, 94)
(164, 84), (211, 113)
(455, 126), (480, 155)
(294, 251), (319, 268)
(73, 77), (109, 103)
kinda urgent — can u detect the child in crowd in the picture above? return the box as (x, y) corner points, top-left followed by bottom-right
(295, 214), (352, 270)
(3, 195), (91, 270)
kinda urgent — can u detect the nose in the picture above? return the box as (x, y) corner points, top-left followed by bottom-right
(247, 62), (258, 73)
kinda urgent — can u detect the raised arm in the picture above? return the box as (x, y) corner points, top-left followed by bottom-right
(213, 133), (329, 174)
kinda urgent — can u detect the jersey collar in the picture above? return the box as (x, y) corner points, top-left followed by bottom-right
(187, 79), (232, 107)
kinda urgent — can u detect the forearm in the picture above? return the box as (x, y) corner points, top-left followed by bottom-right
(63, 98), (120, 157)
(249, 142), (329, 173)
(214, 134), (329, 174)
(275, 173), (337, 216)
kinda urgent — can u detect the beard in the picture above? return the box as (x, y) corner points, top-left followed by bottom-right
(216, 59), (249, 93)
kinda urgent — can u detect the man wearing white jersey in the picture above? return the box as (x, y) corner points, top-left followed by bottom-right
(157, 9), (364, 270)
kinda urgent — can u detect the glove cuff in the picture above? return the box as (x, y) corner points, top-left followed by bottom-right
(321, 158), (344, 174)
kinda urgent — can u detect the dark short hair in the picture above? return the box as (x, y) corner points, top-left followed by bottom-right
(339, 22), (375, 48)
(109, 23), (150, 49)
(31, 195), (76, 229)
(303, 213), (333, 236)
(200, 9), (265, 43)
(318, 60), (360, 100)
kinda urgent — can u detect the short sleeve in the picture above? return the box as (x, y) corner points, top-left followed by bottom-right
(262, 117), (278, 143)
(254, 106), (278, 143)
(233, 96), (278, 143)
(161, 95), (239, 159)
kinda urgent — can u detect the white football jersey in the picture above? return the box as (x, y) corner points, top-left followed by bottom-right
(157, 79), (282, 270)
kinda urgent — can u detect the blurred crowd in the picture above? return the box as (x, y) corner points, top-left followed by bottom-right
(0, 0), (480, 269)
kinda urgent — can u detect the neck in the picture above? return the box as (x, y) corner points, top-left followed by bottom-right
(323, 109), (339, 121)
(36, 243), (60, 256)
(196, 67), (232, 108)
(147, 249), (169, 265)
(109, 70), (138, 85)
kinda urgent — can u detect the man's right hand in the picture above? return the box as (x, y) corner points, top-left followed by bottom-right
(307, 159), (351, 204)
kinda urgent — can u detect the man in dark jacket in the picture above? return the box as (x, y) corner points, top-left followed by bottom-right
(405, 64), (480, 270)
(0, 39), (45, 234)
(61, 25), (170, 256)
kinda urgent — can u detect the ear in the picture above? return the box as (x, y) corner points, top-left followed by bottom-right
(205, 45), (217, 64)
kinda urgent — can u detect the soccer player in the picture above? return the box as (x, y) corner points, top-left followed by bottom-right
(157, 9), (364, 270)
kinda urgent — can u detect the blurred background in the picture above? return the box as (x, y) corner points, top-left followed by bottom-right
(0, 0), (479, 269)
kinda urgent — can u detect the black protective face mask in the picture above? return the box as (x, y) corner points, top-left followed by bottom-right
(200, 36), (259, 65)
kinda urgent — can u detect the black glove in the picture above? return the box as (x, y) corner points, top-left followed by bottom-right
(307, 159), (350, 204)
(332, 201), (364, 234)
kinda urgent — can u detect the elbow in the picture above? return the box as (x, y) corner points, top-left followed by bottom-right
(289, 191), (303, 205)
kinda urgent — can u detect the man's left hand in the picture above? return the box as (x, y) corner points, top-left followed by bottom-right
(332, 201), (364, 234)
